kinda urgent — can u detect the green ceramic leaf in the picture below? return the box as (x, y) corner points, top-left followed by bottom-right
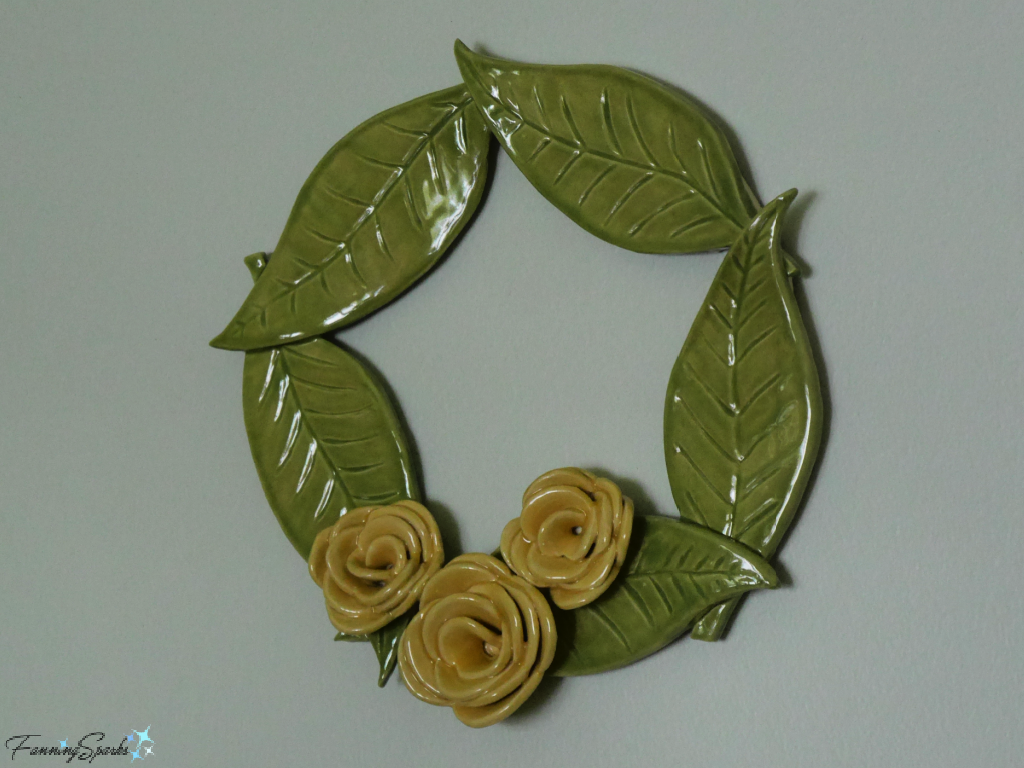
(212, 84), (491, 351)
(369, 612), (412, 688)
(242, 338), (420, 557)
(550, 515), (777, 676)
(663, 191), (822, 640)
(240, 258), (420, 558)
(335, 631), (368, 643)
(242, 258), (415, 687)
(454, 41), (755, 254)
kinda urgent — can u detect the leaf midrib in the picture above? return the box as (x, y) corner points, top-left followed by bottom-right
(682, 226), (797, 535)
(252, 96), (474, 320)
(626, 568), (752, 579)
(487, 89), (746, 230)
(268, 347), (363, 508)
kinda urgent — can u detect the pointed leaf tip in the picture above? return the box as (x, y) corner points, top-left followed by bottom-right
(758, 188), (797, 225)
(208, 330), (235, 350)
(664, 180), (821, 641)
(550, 517), (781, 675)
(209, 253), (270, 349)
(217, 85), (490, 350)
(244, 252), (268, 282)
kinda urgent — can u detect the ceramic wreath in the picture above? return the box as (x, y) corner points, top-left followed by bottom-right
(210, 41), (822, 726)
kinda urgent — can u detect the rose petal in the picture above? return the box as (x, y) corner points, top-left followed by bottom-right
(420, 593), (502, 662)
(399, 614), (448, 705)
(324, 527), (361, 589)
(346, 534), (408, 581)
(525, 543), (590, 583)
(522, 468), (596, 502)
(453, 580), (555, 727)
(536, 508), (592, 559)
(308, 526), (332, 588)
(616, 497), (634, 563)
(360, 513), (421, 562)
(436, 616), (506, 681)
(520, 486), (593, 540)
(591, 489), (614, 551)
(445, 583), (531, 707)
(421, 554), (510, 608)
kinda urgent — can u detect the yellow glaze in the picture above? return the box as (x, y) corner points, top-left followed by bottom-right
(500, 468), (633, 609)
(308, 501), (443, 635)
(398, 554), (556, 727)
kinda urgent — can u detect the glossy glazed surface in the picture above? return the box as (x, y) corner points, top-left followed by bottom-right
(398, 554), (556, 727)
(240, 258), (420, 559)
(218, 47), (824, 694)
(663, 191), (822, 640)
(500, 468), (633, 609)
(549, 515), (777, 676)
(369, 612), (411, 688)
(212, 84), (491, 351)
(308, 500), (443, 635)
(455, 41), (756, 254)
(240, 216), (425, 688)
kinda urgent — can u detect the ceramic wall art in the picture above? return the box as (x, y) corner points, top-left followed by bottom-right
(210, 42), (823, 727)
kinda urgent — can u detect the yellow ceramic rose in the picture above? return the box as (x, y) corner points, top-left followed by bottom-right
(500, 468), (633, 609)
(398, 554), (556, 727)
(308, 500), (443, 635)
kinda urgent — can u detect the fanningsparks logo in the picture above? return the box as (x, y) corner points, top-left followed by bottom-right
(5, 728), (154, 763)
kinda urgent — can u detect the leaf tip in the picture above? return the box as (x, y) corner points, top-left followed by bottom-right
(454, 39), (478, 67)
(749, 188), (799, 241)
(208, 327), (241, 350)
(758, 560), (780, 590)
(453, 39), (479, 75)
(244, 252), (268, 283)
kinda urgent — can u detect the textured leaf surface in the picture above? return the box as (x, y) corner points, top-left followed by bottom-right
(455, 42), (755, 254)
(370, 612), (411, 687)
(213, 84), (490, 350)
(242, 337), (419, 559)
(549, 516), (777, 676)
(663, 191), (822, 639)
(241, 256), (416, 676)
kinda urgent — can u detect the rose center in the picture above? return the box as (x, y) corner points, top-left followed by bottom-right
(483, 642), (500, 657)
(572, 526), (583, 535)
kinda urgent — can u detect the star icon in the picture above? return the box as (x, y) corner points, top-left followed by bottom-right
(126, 733), (134, 743)
(130, 749), (141, 762)
(133, 727), (152, 746)
(143, 745), (154, 756)
(59, 740), (68, 749)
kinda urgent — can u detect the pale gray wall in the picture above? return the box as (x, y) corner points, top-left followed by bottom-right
(1, 2), (1021, 766)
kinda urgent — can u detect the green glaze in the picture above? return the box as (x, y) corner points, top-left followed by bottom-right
(454, 41), (756, 254)
(213, 48), (829, 692)
(240, 258), (420, 559)
(549, 515), (777, 676)
(334, 631), (368, 643)
(212, 84), (491, 351)
(663, 191), (822, 640)
(335, 612), (411, 686)
(241, 256), (418, 686)
(369, 612), (412, 688)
